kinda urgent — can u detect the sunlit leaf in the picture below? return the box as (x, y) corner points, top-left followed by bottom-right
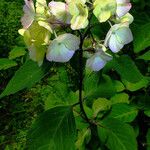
(110, 93), (129, 105)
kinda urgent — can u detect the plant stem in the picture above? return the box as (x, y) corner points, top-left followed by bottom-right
(78, 31), (89, 123)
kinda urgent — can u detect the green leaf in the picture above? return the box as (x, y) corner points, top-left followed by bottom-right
(0, 60), (49, 98)
(0, 58), (17, 70)
(84, 73), (116, 100)
(45, 90), (78, 110)
(98, 118), (137, 150)
(27, 106), (76, 150)
(147, 129), (150, 150)
(138, 50), (150, 60)
(112, 55), (143, 83)
(9, 46), (26, 59)
(110, 93), (129, 105)
(75, 128), (91, 150)
(133, 23), (150, 53)
(113, 80), (125, 92)
(108, 104), (138, 122)
(92, 98), (111, 117)
(122, 78), (149, 91)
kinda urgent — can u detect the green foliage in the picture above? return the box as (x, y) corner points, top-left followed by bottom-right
(111, 55), (143, 83)
(133, 23), (150, 53)
(0, 60), (50, 98)
(110, 93), (129, 104)
(122, 78), (149, 92)
(0, 0), (23, 53)
(138, 50), (150, 60)
(0, 0), (150, 149)
(98, 118), (137, 150)
(27, 106), (76, 150)
(9, 46), (26, 60)
(75, 128), (91, 150)
(84, 73), (116, 100)
(108, 104), (138, 122)
(0, 58), (17, 70)
(92, 98), (111, 117)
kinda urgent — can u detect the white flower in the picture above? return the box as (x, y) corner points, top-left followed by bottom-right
(104, 24), (133, 53)
(86, 49), (112, 71)
(116, 0), (132, 17)
(49, 1), (71, 24)
(46, 33), (80, 62)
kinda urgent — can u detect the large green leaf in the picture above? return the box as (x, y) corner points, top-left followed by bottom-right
(0, 58), (17, 70)
(98, 118), (137, 150)
(112, 55), (143, 83)
(108, 104), (138, 122)
(27, 106), (76, 150)
(133, 23), (150, 53)
(0, 60), (49, 98)
(84, 73), (116, 100)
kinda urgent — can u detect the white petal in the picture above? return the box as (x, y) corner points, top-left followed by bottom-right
(86, 55), (106, 71)
(49, 2), (71, 24)
(46, 42), (74, 62)
(115, 26), (133, 44)
(108, 34), (124, 53)
(104, 29), (113, 47)
(57, 33), (80, 51)
(116, 3), (131, 17)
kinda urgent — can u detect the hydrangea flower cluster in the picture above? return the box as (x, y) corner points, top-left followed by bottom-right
(19, 0), (133, 71)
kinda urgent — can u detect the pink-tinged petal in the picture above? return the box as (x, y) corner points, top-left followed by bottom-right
(116, 0), (130, 3)
(21, 0), (35, 29)
(108, 34), (124, 53)
(116, 3), (132, 17)
(49, 1), (71, 24)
